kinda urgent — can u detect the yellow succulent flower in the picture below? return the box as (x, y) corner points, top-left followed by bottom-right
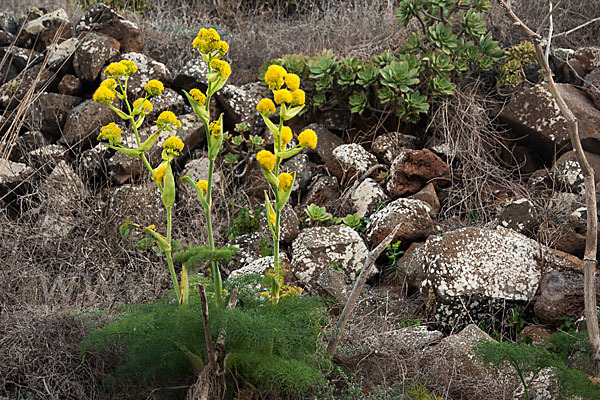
(133, 98), (153, 115)
(284, 73), (300, 91)
(144, 79), (164, 96)
(189, 88), (206, 105)
(278, 172), (293, 192)
(163, 136), (185, 151)
(104, 62), (127, 78)
(256, 98), (276, 116)
(154, 165), (167, 185)
(198, 28), (220, 43)
(280, 126), (293, 146)
(119, 59), (138, 76)
(99, 78), (117, 91)
(264, 65), (287, 90)
(291, 89), (305, 106)
(197, 180), (208, 196)
(257, 150), (276, 171)
(274, 89), (293, 105)
(92, 86), (115, 105)
(156, 111), (182, 131)
(209, 59), (231, 79)
(298, 129), (317, 149)
(214, 40), (229, 58)
(97, 122), (122, 145)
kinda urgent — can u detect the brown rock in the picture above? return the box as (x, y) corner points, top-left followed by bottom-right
(216, 82), (270, 133)
(0, 64), (56, 109)
(583, 68), (600, 110)
(304, 123), (344, 176)
(497, 198), (538, 237)
(371, 132), (419, 164)
(61, 99), (115, 148)
(575, 46), (600, 71)
(408, 182), (440, 217)
(303, 175), (340, 207)
(259, 203), (299, 243)
(57, 74), (82, 96)
(28, 92), (83, 138)
(75, 3), (142, 53)
(22, 9), (72, 52)
(72, 32), (119, 82)
(558, 83), (600, 155)
(386, 149), (450, 198)
(517, 325), (551, 347)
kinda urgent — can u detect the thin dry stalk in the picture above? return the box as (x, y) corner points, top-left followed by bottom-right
(497, 0), (600, 377)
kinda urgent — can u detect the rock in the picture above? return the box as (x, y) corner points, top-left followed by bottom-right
(499, 143), (543, 174)
(517, 325), (551, 347)
(408, 182), (441, 217)
(0, 30), (14, 47)
(258, 203), (299, 243)
(228, 253), (290, 280)
(57, 74), (82, 96)
(302, 175), (340, 207)
(322, 108), (350, 131)
(177, 156), (225, 212)
(332, 143), (378, 179)
(0, 12), (18, 34)
(22, 9), (71, 52)
(27, 144), (68, 168)
(552, 150), (600, 194)
(350, 178), (388, 218)
(282, 153), (314, 191)
(0, 64), (56, 109)
(47, 37), (78, 71)
(291, 225), (369, 289)
(583, 68), (600, 110)
(61, 99), (115, 148)
(226, 232), (271, 276)
(497, 198), (538, 237)
(39, 211), (76, 239)
(75, 4), (143, 53)
(534, 269), (600, 326)
(118, 52), (171, 98)
(39, 160), (88, 210)
(316, 268), (352, 305)
(365, 198), (435, 247)
(28, 92), (83, 138)
(73, 33), (118, 82)
(501, 83), (600, 161)
(172, 58), (208, 92)
(371, 132), (419, 164)
(304, 123), (344, 175)
(362, 325), (444, 354)
(0, 46), (43, 71)
(0, 160), (34, 197)
(216, 82), (270, 132)
(11, 130), (48, 162)
(106, 183), (166, 232)
(78, 143), (111, 179)
(386, 149), (450, 198)
(575, 46), (600, 71)
(143, 88), (185, 127)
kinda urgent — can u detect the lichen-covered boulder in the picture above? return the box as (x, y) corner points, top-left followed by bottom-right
(350, 178), (388, 218)
(497, 198), (538, 237)
(0, 64), (56, 109)
(371, 132), (419, 164)
(57, 74), (82, 96)
(118, 52), (172, 98)
(228, 253), (290, 280)
(27, 144), (68, 168)
(366, 198), (435, 247)
(258, 203), (299, 243)
(304, 123), (344, 175)
(552, 150), (600, 194)
(332, 143), (378, 179)
(73, 33), (119, 82)
(575, 46), (600, 71)
(302, 175), (340, 207)
(216, 82), (270, 132)
(282, 153), (314, 191)
(22, 9), (71, 52)
(583, 68), (600, 109)
(47, 37), (79, 71)
(40, 160), (88, 210)
(408, 182), (440, 217)
(291, 225), (368, 289)
(386, 148), (450, 198)
(172, 58), (208, 92)
(0, 160), (33, 197)
(75, 3), (143, 53)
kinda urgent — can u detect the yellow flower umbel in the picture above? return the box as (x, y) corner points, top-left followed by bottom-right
(284, 73), (300, 91)
(197, 180), (208, 196)
(162, 136), (184, 158)
(132, 98), (153, 115)
(120, 59), (138, 76)
(291, 89), (305, 106)
(257, 98), (276, 116)
(209, 59), (231, 80)
(193, 28), (228, 59)
(156, 111), (181, 131)
(189, 89), (206, 106)
(278, 172), (294, 192)
(298, 129), (318, 149)
(257, 150), (276, 171)
(145, 80), (164, 96)
(104, 62), (127, 78)
(280, 126), (293, 147)
(100, 78), (117, 91)
(265, 65), (287, 90)
(97, 122), (122, 146)
(154, 164), (167, 185)
(93, 86), (115, 105)
(274, 89), (293, 105)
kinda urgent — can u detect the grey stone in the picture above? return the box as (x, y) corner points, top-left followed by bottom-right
(28, 92), (83, 138)
(61, 99), (115, 147)
(47, 37), (78, 71)
(217, 82), (270, 133)
(23, 9), (72, 52)
(372, 132), (419, 164)
(117, 52), (171, 98)
(258, 203), (299, 243)
(303, 175), (340, 207)
(73, 33), (118, 82)
(350, 178), (388, 218)
(172, 58), (208, 92)
(332, 143), (378, 179)
(282, 153), (314, 191)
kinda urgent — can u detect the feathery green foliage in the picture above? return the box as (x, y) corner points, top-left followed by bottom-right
(80, 274), (331, 397)
(173, 244), (239, 270)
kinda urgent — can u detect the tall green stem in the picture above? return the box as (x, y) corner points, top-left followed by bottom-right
(165, 206), (181, 303)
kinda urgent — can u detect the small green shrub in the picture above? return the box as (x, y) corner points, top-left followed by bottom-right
(226, 207), (263, 240)
(81, 275), (331, 398)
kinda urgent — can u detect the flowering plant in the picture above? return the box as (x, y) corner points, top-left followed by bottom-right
(93, 60), (188, 304)
(256, 64), (318, 302)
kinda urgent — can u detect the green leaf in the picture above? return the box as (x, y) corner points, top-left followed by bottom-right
(349, 90), (369, 115)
